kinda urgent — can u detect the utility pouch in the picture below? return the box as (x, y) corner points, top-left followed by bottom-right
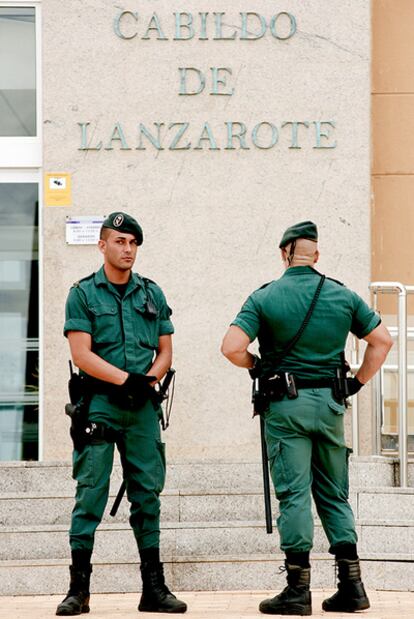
(332, 353), (351, 405)
(252, 378), (270, 416)
(266, 374), (286, 402)
(252, 373), (297, 416)
(66, 361), (92, 452)
(285, 372), (298, 399)
(68, 371), (85, 406)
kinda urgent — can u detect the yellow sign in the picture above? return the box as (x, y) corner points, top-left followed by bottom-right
(44, 173), (72, 206)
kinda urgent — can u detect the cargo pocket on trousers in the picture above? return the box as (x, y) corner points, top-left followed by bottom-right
(268, 441), (290, 499)
(72, 445), (95, 488)
(155, 440), (166, 494)
(328, 397), (346, 415)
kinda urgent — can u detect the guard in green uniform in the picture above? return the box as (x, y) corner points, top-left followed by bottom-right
(56, 212), (187, 615)
(221, 221), (392, 616)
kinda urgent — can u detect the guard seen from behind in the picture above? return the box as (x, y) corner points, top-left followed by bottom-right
(221, 220), (393, 616)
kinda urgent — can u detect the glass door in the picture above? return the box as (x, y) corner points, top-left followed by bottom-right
(0, 182), (39, 459)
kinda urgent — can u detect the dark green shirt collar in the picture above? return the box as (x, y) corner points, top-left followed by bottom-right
(94, 266), (143, 292)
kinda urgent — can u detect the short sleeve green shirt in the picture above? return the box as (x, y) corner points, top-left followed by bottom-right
(231, 266), (380, 380)
(64, 266), (174, 413)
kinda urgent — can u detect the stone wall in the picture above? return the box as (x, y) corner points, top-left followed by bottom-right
(42, 1), (371, 461)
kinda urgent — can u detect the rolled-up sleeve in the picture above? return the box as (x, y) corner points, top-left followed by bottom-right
(64, 287), (93, 337)
(231, 294), (260, 342)
(157, 290), (174, 336)
(351, 292), (381, 339)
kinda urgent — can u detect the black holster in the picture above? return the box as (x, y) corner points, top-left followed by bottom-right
(65, 402), (118, 451)
(332, 354), (352, 405)
(252, 372), (298, 416)
(65, 370), (94, 452)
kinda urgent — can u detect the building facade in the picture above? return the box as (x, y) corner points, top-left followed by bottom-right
(0, 0), (410, 463)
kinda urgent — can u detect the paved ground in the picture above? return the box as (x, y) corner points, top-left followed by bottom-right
(1, 590), (413, 619)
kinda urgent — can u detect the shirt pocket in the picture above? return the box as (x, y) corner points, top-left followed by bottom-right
(133, 301), (159, 350)
(89, 303), (119, 343)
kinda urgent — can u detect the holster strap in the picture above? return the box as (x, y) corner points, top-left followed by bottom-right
(88, 422), (119, 443)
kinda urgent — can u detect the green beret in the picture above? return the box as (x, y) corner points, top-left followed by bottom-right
(101, 212), (143, 245)
(279, 220), (318, 249)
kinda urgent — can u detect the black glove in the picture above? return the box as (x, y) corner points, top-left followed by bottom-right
(115, 373), (157, 409)
(248, 355), (263, 380)
(347, 376), (364, 396)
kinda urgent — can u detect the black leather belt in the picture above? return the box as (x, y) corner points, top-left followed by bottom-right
(294, 378), (334, 389)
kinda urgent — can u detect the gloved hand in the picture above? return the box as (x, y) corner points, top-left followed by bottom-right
(115, 373), (157, 409)
(347, 376), (364, 396)
(248, 355), (263, 380)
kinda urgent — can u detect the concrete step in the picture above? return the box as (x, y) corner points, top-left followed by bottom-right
(1, 519), (414, 562)
(0, 490), (180, 527)
(4, 485), (414, 527)
(357, 487), (414, 521)
(0, 489), (355, 527)
(0, 456), (396, 494)
(1, 554), (413, 596)
(0, 456), (412, 595)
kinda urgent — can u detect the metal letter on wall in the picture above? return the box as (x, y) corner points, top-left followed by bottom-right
(270, 12), (297, 40)
(313, 121), (337, 149)
(113, 11), (138, 40)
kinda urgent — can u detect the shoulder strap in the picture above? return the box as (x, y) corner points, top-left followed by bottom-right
(273, 273), (326, 366)
(72, 272), (95, 288)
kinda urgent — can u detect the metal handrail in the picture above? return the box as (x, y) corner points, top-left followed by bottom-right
(370, 282), (408, 487)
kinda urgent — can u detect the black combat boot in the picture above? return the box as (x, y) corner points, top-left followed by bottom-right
(56, 549), (92, 616)
(259, 563), (312, 615)
(138, 561), (187, 613)
(322, 558), (370, 612)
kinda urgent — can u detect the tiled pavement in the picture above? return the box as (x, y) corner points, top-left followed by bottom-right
(1, 590), (413, 619)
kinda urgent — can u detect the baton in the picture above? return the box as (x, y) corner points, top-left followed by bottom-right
(109, 480), (126, 517)
(260, 415), (273, 534)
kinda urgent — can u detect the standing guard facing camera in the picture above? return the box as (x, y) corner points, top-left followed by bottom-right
(56, 212), (186, 615)
(221, 221), (392, 616)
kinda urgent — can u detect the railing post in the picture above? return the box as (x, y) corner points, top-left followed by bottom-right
(370, 282), (408, 487)
(398, 286), (408, 487)
(350, 337), (359, 456)
(371, 289), (382, 456)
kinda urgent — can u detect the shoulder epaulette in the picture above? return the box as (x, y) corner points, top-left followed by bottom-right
(72, 272), (95, 288)
(257, 281), (272, 291)
(142, 276), (157, 287)
(312, 268), (344, 287)
(326, 276), (344, 286)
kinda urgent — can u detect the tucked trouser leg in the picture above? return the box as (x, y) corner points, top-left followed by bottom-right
(115, 405), (186, 613)
(56, 549), (92, 616)
(69, 441), (115, 550)
(259, 560), (312, 616)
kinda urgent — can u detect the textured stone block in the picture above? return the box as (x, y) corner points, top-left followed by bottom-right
(358, 490), (414, 522)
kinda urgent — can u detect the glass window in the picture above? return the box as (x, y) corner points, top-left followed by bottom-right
(0, 7), (36, 136)
(0, 183), (39, 459)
